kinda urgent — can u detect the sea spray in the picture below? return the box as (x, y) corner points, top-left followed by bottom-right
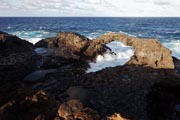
(86, 41), (134, 73)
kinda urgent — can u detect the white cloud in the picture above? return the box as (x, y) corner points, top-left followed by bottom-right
(0, 0), (180, 16)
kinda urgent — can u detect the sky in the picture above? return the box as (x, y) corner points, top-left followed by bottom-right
(0, 0), (180, 17)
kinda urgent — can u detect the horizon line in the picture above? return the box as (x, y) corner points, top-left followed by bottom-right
(1, 16), (180, 18)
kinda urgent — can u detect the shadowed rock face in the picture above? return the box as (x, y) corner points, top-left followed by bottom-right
(97, 32), (174, 69)
(0, 32), (34, 53)
(0, 32), (38, 81)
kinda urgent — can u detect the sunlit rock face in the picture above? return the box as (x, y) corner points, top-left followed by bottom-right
(96, 32), (175, 69)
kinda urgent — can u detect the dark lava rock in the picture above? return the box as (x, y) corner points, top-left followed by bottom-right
(147, 79), (180, 120)
(0, 88), (59, 120)
(0, 32), (39, 81)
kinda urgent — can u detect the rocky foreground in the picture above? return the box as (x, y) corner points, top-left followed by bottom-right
(0, 31), (180, 120)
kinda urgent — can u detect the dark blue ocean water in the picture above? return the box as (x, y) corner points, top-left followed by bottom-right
(0, 17), (180, 58)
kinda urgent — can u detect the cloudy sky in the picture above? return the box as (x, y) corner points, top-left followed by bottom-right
(0, 0), (180, 17)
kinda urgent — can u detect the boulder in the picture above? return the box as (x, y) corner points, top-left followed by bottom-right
(58, 99), (83, 119)
(58, 100), (100, 120)
(0, 32), (38, 81)
(97, 32), (174, 69)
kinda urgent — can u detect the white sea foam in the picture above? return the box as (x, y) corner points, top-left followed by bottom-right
(86, 41), (134, 73)
(10, 30), (55, 44)
(27, 38), (42, 44)
(162, 40), (180, 59)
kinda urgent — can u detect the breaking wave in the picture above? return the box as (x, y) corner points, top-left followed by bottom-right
(86, 41), (134, 73)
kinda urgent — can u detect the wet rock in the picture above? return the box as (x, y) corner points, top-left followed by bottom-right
(24, 69), (57, 81)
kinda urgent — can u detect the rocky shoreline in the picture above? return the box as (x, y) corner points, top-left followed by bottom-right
(0, 31), (180, 120)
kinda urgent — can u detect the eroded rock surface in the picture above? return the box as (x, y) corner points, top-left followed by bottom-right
(35, 32), (109, 60)
(97, 32), (174, 69)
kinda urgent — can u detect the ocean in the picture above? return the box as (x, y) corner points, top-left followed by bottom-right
(0, 17), (180, 67)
